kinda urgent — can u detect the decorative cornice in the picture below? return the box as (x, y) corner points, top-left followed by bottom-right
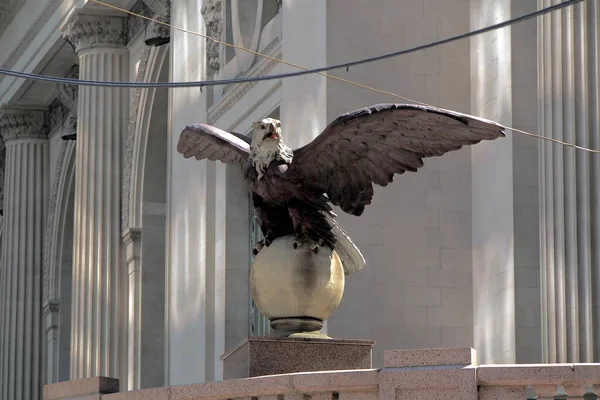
(61, 10), (128, 53)
(227, 81), (281, 131)
(0, 107), (48, 142)
(201, 0), (223, 72)
(0, 0), (63, 87)
(0, 0), (27, 39)
(208, 40), (281, 124)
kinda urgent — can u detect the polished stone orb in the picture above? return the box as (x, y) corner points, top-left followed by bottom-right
(250, 235), (345, 338)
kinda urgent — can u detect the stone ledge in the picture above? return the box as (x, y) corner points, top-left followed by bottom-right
(42, 349), (600, 400)
(384, 347), (477, 368)
(44, 377), (119, 399)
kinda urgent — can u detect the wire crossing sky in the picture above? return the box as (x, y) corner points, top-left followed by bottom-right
(0, 0), (583, 89)
(0, 0), (597, 154)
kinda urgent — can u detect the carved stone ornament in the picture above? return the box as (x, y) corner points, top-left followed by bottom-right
(143, 0), (170, 15)
(122, 46), (151, 230)
(0, 146), (5, 216)
(144, 13), (171, 47)
(0, 107), (48, 142)
(55, 65), (79, 140)
(48, 101), (64, 133)
(201, 0), (223, 71)
(56, 65), (79, 113)
(61, 9), (127, 53)
(128, 1), (151, 42)
(62, 112), (78, 141)
(42, 300), (60, 317)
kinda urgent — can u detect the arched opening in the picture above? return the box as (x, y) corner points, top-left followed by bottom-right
(138, 48), (169, 389)
(124, 44), (170, 390)
(44, 140), (75, 384)
(57, 155), (75, 382)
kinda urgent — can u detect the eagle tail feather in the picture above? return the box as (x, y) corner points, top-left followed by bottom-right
(325, 214), (366, 275)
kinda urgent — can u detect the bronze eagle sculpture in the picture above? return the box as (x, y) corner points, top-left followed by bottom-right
(177, 103), (505, 275)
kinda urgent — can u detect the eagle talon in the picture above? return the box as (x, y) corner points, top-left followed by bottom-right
(292, 235), (321, 253)
(264, 233), (274, 247)
(253, 240), (265, 256)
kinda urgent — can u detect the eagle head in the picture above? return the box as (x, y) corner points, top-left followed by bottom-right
(250, 118), (292, 179)
(251, 118), (282, 146)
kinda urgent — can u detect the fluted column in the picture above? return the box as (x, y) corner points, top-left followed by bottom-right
(539, 0), (600, 363)
(0, 107), (49, 400)
(61, 10), (129, 380)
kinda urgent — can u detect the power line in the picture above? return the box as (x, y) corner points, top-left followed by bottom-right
(89, 0), (600, 155)
(90, 0), (428, 105)
(0, 0), (583, 90)
(2, 0), (598, 154)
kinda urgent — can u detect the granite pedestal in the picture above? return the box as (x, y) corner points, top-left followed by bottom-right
(221, 336), (375, 380)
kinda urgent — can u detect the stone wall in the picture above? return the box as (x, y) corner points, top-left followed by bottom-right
(325, 0), (474, 365)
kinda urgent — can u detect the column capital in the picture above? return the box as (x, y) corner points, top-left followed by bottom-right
(61, 9), (127, 54)
(0, 106), (48, 142)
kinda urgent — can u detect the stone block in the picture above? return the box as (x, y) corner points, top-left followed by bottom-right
(384, 347), (477, 368)
(43, 377), (119, 400)
(221, 337), (375, 380)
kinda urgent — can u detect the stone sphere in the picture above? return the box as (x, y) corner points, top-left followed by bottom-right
(250, 235), (345, 334)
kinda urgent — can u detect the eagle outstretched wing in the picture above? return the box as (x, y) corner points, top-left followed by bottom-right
(177, 123), (251, 164)
(291, 103), (505, 216)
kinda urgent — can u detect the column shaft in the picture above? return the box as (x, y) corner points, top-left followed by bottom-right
(539, 0), (600, 362)
(70, 48), (129, 379)
(0, 114), (49, 399)
(62, 10), (129, 380)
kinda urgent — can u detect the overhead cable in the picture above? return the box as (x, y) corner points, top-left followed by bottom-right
(0, 0), (583, 89)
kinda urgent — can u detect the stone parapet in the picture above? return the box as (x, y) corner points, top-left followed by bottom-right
(43, 347), (600, 399)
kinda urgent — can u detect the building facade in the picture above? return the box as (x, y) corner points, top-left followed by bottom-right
(0, 0), (598, 398)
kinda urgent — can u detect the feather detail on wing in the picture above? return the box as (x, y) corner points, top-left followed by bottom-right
(177, 123), (251, 165)
(291, 103), (505, 216)
(326, 214), (366, 275)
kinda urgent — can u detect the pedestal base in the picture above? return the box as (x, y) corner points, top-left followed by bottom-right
(270, 317), (329, 338)
(221, 336), (375, 380)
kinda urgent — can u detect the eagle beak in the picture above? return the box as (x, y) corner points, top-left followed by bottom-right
(263, 124), (279, 140)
